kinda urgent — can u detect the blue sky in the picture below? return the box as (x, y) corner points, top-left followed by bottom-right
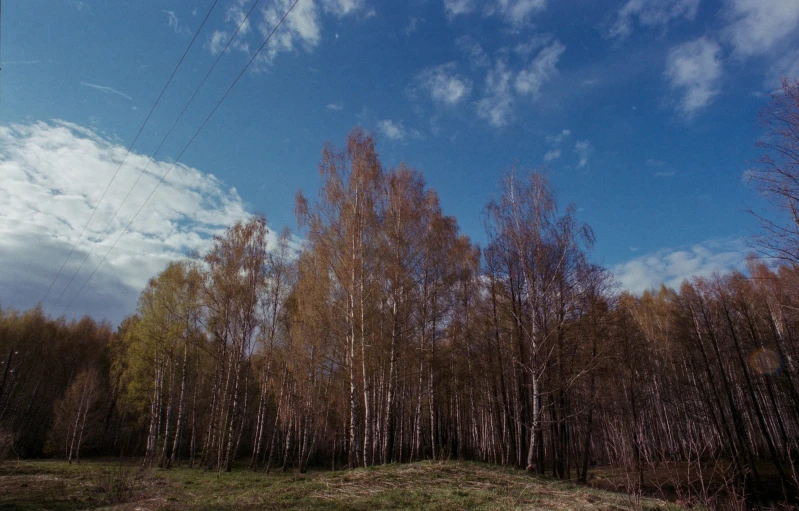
(2, 0), (798, 323)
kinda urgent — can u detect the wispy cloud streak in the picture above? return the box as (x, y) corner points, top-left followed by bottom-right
(80, 82), (132, 101)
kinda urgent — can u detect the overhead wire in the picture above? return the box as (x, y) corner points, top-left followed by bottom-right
(41, 0), (220, 308)
(58, 0), (302, 317)
(48, 0), (262, 313)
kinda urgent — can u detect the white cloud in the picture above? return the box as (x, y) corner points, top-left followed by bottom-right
(476, 41), (564, 128)
(456, 36), (490, 69)
(163, 10), (192, 36)
(543, 149), (561, 161)
(514, 34), (554, 57)
(405, 17), (423, 35)
(574, 140), (591, 167)
(664, 37), (723, 116)
(494, 0), (547, 26)
(0, 121), (252, 323)
(164, 10), (179, 32)
(477, 62), (515, 127)
(321, 0), (366, 17)
(445, 0), (545, 25)
(613, 239), (750, 295)
(723, 0), (799, 58)
(206, 1), (254, 55)
(260, 0), (321, 64)
(208, 30), (230, 55)
(377, 119), (419, 141)
(542, 129), (571, 162)
(444, 0), (476, 18)
(416, 63), (473, 106)
(210, 0), (331, 66)
(80, 82), (132, 101)
(514, 41), (565, 98)
(326, 102), (343, 111)
(609, 0), (699, 39)
(228, 1), (254, 35)
(547, 129), (571, 144)
(378, 120), (403, 140)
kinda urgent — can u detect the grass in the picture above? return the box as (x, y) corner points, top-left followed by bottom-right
(0, 458), (681, 510)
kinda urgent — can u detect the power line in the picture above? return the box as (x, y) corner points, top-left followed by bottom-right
(48, 0), (261, 313)
(59, 0), (302, 317)
(40, 0), (219, 308)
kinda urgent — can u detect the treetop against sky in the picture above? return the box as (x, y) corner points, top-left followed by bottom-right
(2, 0), (798, 322)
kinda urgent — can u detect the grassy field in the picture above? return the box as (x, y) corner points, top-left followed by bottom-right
(0, 459), (679, 511)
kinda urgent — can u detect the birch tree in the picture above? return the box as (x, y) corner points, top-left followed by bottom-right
(296, 127), (382, 467)
(485, 168), (594, 472)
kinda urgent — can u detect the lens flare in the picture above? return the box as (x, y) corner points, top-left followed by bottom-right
(748, 347), (781, 376)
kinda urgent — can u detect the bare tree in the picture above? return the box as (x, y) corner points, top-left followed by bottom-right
(748, 77), (799, 263)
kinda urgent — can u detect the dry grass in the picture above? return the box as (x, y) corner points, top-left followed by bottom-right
(0, 459), (680, 510)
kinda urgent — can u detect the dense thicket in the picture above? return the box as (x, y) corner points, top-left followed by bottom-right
(0, 307), (125, 458)
(3, 81), (799, 506)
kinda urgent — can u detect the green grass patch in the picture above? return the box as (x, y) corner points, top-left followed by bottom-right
(0, 459), (679, 510)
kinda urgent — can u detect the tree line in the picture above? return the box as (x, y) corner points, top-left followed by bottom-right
(3, 79), (799, 505)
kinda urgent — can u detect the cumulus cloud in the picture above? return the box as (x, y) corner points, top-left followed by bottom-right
(609, 0), (699, 39)
(0, 121), (252, 323)
(376, 119), (419, 141)
(416, 63), (473, 106)
(723, 0), (799, 58)
(664, 37), (723, 117)
(325, 102), (343, 111)
(613, 239), (750, 295)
